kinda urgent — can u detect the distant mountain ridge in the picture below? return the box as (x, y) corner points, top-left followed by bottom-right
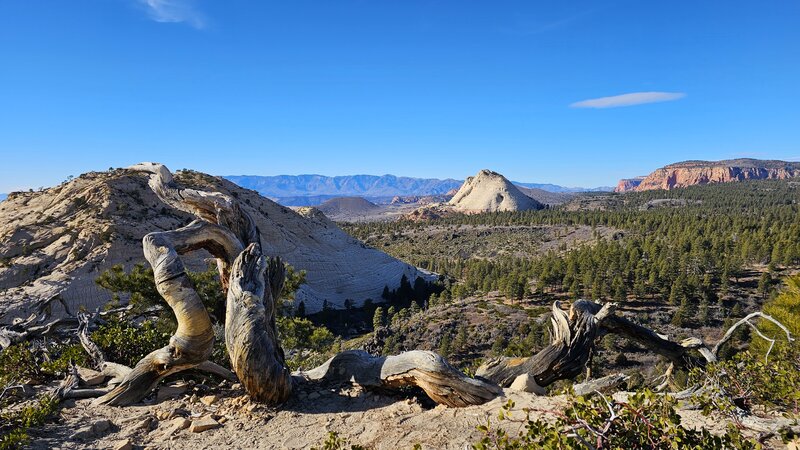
(0, 194), (6, 202)
(225, 174), (462, 198)
(513, 182), (613, 193)
(615, 158), (800, 192)
(225, 174), (611, 206)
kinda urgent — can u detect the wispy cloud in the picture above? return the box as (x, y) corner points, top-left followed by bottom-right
(139, 0), (206, 29)
(570, 92), (686, 109)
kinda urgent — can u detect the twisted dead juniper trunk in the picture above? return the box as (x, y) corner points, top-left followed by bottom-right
(225, 244), (292, 404)
(96, 164), (291, 406)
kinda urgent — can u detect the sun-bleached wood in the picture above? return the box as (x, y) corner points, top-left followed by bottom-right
(94, 164), (286, 405)
(225, 244), (292, 404)
(297, 350), (502, 407)
(477, 300), (615, 387)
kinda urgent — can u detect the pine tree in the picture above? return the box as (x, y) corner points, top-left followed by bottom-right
(758, 271), (773, 299)
(438, 332), (452, 357)
(454, 324), (469, 352)
(698, 298), (710, 325)
(372, 306), (384, 330)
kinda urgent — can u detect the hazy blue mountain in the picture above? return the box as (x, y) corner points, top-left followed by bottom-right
(0, 194), (6, 202)
(513, 182), (613, 193)
(224, 174), (462, 198)
(224, 174), (612, 206)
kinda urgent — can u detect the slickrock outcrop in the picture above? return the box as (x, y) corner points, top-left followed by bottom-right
(0, 168), (432, 323)
(448, 170), (544, 212)
(616, 159), (800, 192)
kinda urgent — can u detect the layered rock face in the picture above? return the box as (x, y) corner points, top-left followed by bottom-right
(448, 170), (544, 212)
(0, 169), (432, 323)
(614, 177), (644, 193)
(616, 159), (800, 192)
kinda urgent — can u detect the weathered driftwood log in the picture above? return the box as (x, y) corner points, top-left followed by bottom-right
(225, 244), (292, 404)
(477, 300), (616, 388)
(572, 373), (629, 396)
(296, 350), (502, 407)
(95, 225), (218, 405)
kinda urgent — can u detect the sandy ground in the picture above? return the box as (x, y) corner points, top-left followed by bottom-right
(24, 378), (790, 450)
(30, 382), (562, 450)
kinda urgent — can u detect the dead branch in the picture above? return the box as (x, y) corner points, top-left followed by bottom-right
(711, 312), (794, 361)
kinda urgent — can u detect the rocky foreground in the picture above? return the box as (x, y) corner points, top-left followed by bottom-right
(27, 377), (775, 450)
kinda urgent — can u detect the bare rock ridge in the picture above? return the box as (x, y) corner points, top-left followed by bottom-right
(615, 158), (800, 192)
(448, 169), (544, 212)
(0, 168), (432, 323)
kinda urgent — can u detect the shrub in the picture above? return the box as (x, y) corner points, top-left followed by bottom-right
(90, 317), (171, 367)
(472, 392), (760, 450)
(0, 344), (42, 386)
(692, 345), (800, 418)
(751, 274), (800, 357)
(0, 394), (59, 449)
(312, 431), (367, 450)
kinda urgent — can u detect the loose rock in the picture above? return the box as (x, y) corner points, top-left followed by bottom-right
(113, 439), (134, 450)
(156, 384), (188, 403)
(200, 394), (218, 406)
(189, 416), (220, 433)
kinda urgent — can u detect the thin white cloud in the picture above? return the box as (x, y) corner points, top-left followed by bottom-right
(139, 0), (206, 29)
(570, 92), (686, 109)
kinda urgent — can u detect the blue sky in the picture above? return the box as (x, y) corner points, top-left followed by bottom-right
(1, 0), (798, 192)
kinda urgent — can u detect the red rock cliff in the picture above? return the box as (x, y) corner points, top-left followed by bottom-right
(617, 159), (800, 192)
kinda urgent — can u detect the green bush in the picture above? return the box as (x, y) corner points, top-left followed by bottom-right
(312, 431), (367, 450)
(90, 317), (171, 367)
(0, 394), (59, 450)
(473, 392), (760, 450)
(751, 274), (800, 357)
(0, 342), (88, 387)
(278, 316), (336, 369)
(40, 344), (88, 376)
(693, 345), (800, 417)
(0, 344), (42, 386)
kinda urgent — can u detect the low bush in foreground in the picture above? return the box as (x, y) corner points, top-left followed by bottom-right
(0, 394), (59, 450)
(473, 392), (760, 450)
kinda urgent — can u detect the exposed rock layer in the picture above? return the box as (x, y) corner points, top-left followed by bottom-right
(616, 159), (800, 192)
(614, 177), (644, 193)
